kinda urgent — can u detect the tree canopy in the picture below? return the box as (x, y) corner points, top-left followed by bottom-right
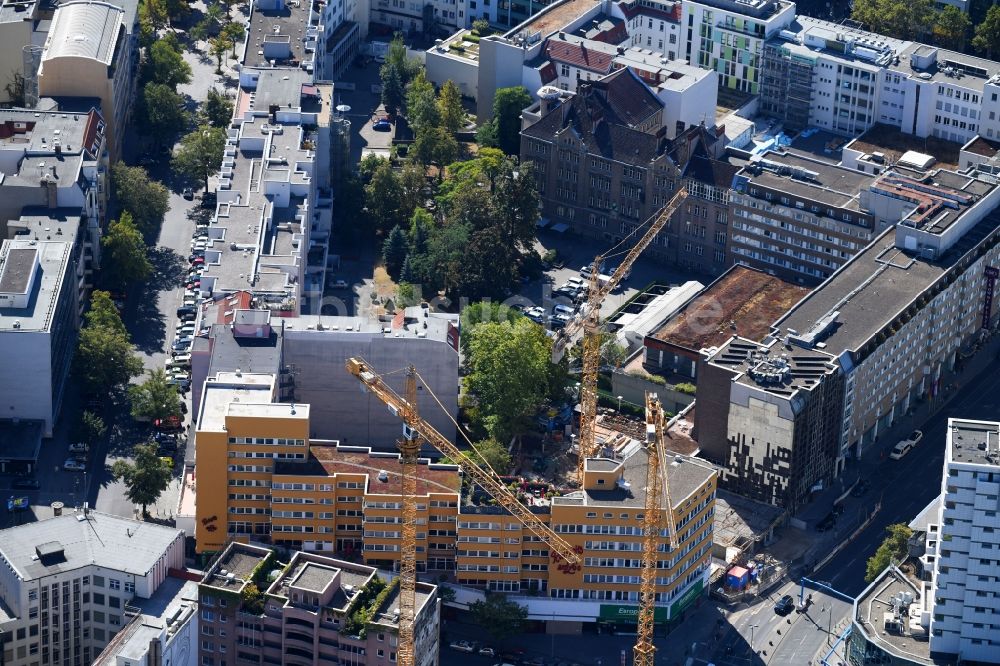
(469, 595), (528, 642)
(459, 301), (523, 354)
(464, 317), (558, 442)
(933, 5), (970, 51)
(145, 38), (192, 89)
(850, 0), (934, 41)
(129, 369), (183, 422)
(142, 83), (188, 148)
(111, 443), (173, 517)
(972, 4), (1000, 59)
(78, 410), (107, 446)
(481, 87), (532, 155)
(74, 292), (143, 395)
(102, 212), (152, 290)
(438, 80), (465, 134)
(382, 225), (409, 279)
(111, 163), (170, 238)
(865, 523), (913, 582)
(172, 125), (227, 192)
(406, 70), (439, 134)
(202, 87), (234, 128)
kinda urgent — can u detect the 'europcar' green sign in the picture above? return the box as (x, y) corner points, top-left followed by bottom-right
(598, 604), (669, 624)
(598, 579), (704, 624)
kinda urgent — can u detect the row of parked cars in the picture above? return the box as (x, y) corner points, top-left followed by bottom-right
(448, 641), (581, 666)
(167, 230), (212, 392)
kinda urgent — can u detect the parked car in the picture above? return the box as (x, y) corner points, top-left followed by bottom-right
(478, 646), (495, 656)
(177, 306), (197, 318)
(63, 459), (86, 472)
(372, 118), (392, 131)
(330, 279), (349, 289)
(68, 442), (89, 454)
(890, 440), (915, 460)
(182, 187), (194, 199)
(549, 313), (572, 329)
(553, 304), (576, 317)
(449, 641), (475, 653)
(773, 594), (795, 615)
(12, 478), (40, 490)
(816, 513), (837, 532)
(525, 306), (547, 324)
(190, 256), (205, 265)
(169, 353), (192, 367)
(155, 415), (184, 432)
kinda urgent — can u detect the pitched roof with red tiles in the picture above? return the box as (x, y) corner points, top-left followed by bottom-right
(544, 38), (616, 74)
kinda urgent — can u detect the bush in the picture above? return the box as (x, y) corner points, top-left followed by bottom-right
(465, 33), (480, 43)
(542, 248), (558, 264)
(674, 382), (696, 395)
(448, 43), (466, 52)
(627, 369), (667, 386)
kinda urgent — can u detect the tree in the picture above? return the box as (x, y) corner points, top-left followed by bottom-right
(408, 207), (432, 254)
(209, 36), (229, 73)
(465, 317), (555, 442)
(129, 369), (182, 422)
(459, 301), (523, 354)
(469, 595), (528, 643)
(385, 33), (420, 81)
(84, 290), (128, 335)
(202, 87), (234, 128)
(112, 163), (170, 237)
(191, 1), (224, 41)
(380, 62), (405, 116)
(865, 523), (913, 582)
(412, 126), (459, 172)
(111, 443), (173, 517)
(438, 80), (465, 134)
(399, 161), (428, 217)
(139, 0), (169, 32)
(74, 292), (143, 395)
(972, 4), (1000, 58)
(406, 70), (439, 134)
(472, 18), (490, 35)
(102, 212), (152, 290)
(221, 21), (246, 57)
(467, 438), (512, 473)
(364, 159), (404, 236)
(382, 225), (409, 278)
(172, 125), (226, 192)
(934, 5), (971, 51)
(850, 0), (934, 40)
(146, 39), (192, 88)
(476, 118), (499, 148)
(493, 160), (540, 251)
(142, 82), (188, 148)
(460, 225), (519, 299)
(79, 411), (107, 446)
(491, 87), (532, 155)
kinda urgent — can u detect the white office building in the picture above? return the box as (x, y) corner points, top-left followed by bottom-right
(0, 509), (185, 666)
(927, 419), (1000, 663)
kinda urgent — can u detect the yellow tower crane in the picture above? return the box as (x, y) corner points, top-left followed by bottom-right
(346, 357), (583, 666)
(552, 189), (689, 480)
(633, 393), (680, 666)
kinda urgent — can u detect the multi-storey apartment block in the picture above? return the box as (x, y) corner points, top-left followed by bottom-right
(193, 372), (718, 626)
(681, 0), (796, 95)
(0, 510), (185, 666)
(728, 148), (878, 284)
(197, 543), (440, 666)
(925, 419), (1000, 662)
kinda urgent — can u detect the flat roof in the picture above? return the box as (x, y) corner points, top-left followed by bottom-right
(895, 42), (1000, 89)
(0, 246), (37, 293)
(777, 202), (1000, 355)
(243, 0), (310, 68)
(0, 240), (72, 332)
(197, 372), (276, 431)
(274, 443), (462, 496)
(0, 510), (181, 581)
(948, 418), (1000, 467)
(206, 322), (282, 377)
(371, 580), (435, 628)
(853, 566), (944, 665)
(505, 0), (601, 39)
(846, 124), (961, 171)
(741, 150), (875, 212)
(708, 335), (838, 396)
(284, 307), (459, 343)
(649, 266), (809, 351)
(269, 551), (373, 611)
(202, 542), (270, 591)
(554, 448), (716, 509)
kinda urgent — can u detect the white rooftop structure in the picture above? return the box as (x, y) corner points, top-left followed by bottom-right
(42, 0), (124, 65)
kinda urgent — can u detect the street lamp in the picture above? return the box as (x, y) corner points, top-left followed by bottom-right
(822, 606), (833, 645)
(749, 623), (759, 654)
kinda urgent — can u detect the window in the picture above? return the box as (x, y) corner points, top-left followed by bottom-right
(108, 580), (120, 591)
(92, 576), (104, 588)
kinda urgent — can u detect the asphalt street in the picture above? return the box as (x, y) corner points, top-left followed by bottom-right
(816, 349), (1000, 596)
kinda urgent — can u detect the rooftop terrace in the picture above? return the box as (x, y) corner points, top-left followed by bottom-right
(846, 124), (961, 171)
(853, 566), (945, 665)
(740, 150), (876, 213)
(202, 543), (270, 591)
(504, 0), (601, 40)
(947, 418), (1000, 467)
(244, 0), (311, 69)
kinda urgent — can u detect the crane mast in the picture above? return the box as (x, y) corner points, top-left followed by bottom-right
(396, 368), (420, 666)
(633, 393), (680, 666)
(346, 357), (583, 570)
(554, 189), (688, 480)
